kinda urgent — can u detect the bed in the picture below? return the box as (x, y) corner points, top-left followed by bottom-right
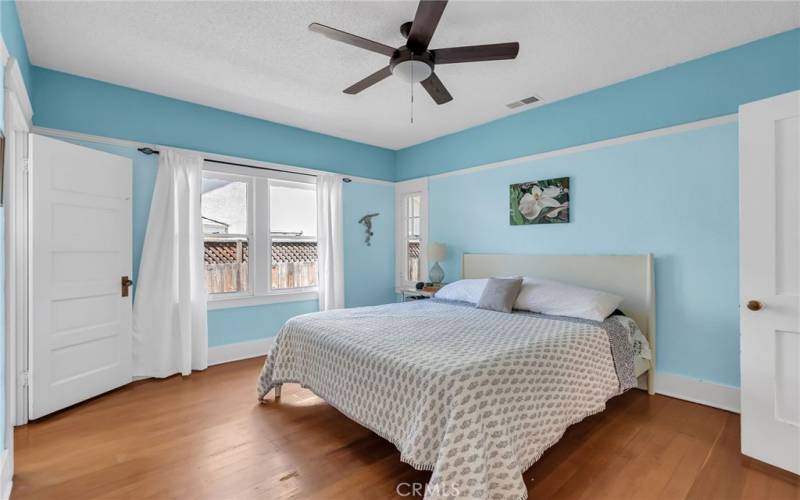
(257, 254), (655, 500)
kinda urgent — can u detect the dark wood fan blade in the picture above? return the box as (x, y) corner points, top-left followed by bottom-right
(309, 23), (396, 57)
(407, 0), (448, 54)
(343, 66), (393, 94)
(432, 42), (520, 64)
(420, 72), (452, 104)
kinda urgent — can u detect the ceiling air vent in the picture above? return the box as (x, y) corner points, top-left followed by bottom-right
(506, 95), (541, 109)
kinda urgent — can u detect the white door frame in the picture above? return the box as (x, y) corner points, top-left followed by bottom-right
(5, 55), (34, 429)
(2, 43), (34, 499)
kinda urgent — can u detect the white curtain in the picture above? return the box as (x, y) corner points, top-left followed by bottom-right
(132, 150), (208, 378)
(316, 174), (345, 310)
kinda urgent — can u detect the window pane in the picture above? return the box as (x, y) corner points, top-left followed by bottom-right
(272, 241), (318, 289)
(407, 241), (420, 282)
(412, 195), (420, 217)
(204, 238), (249, 294)
(202, 177), (247, 235)
(270, 180), (318, 290)
(202, 175), (249, 295)
(270, 180), (317, 238)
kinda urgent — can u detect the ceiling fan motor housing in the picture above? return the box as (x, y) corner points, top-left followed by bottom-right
(390, 47), (434, 83)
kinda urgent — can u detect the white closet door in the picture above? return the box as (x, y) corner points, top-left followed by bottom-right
(29, 134), (133, 419)
(739, 90), (800, 474)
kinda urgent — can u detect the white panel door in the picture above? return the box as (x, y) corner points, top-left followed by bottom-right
(29, 134), (133, 419)
(740, 90), (800, 474)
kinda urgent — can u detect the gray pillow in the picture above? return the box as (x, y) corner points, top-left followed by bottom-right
(476, 277), (523, 313)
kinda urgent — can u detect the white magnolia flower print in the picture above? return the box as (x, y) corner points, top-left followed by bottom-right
(518, 185), (562, 220)
(546, 201), (569, 218)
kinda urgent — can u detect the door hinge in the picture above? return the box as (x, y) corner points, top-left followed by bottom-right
(22, 157), (30, 174)
(20, 371), (29, 387)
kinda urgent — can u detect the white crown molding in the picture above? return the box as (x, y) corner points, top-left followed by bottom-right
(208, 338), (274, 366)
(32, 125), (146, 150)
(421, 113), (739, 182)
(31, 125), (393, 186)
(655, 371), (740, 413)
(395, 176), (428, 193)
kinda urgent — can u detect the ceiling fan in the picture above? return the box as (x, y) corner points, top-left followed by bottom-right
(309, 0), (520, 105)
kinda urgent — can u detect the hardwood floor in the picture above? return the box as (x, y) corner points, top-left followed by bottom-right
(13, 358), (799, 499)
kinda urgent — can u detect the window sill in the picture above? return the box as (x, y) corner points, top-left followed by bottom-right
(207, 291), (319, 310)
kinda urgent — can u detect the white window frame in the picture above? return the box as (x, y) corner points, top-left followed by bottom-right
(395, 178), (429, 292)
(203, 161), (319, 309)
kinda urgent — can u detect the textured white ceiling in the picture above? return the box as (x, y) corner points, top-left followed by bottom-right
(18, 1), (800, 150)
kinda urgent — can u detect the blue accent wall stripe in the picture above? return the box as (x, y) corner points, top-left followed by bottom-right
(31, 67), (396, 182)
(396, 29), (800, 180)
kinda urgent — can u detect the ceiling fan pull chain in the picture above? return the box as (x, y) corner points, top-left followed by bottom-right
(410, 62), (415, 124)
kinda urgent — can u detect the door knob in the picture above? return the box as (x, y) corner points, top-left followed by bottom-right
(746, 300), (763, 311)
(121, 276), (134, 297)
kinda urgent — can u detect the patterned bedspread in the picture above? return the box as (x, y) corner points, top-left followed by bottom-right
(257, 299), (638, 500)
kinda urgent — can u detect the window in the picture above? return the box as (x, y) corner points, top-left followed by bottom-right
(406, 194), (421, 282)
(202, 162), (317, 308)
(396, 178), (428, 290)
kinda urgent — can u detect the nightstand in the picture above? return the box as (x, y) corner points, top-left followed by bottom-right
(400, 288), (434, 302)
(399, 286), (444, 302)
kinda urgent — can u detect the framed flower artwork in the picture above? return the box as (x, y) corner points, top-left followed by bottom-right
(509, 177), (569, 225)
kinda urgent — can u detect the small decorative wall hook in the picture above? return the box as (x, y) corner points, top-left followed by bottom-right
(358, 213), (379, 246)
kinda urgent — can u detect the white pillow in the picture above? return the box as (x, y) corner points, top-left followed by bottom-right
(513, 277), (623, 322)
(434, 279), (488, 304)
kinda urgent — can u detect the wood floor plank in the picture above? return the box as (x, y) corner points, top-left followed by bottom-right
(12, 358), (799, 500)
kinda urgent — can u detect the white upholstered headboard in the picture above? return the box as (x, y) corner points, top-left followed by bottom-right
(462, 253), (656, 391)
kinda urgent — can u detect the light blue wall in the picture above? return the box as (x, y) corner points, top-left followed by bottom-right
(343, 182), (396, 308)
(208, 301), (319, 347)
(429, 123), (739, 386)
(396, 29), (800, 180)
(31, 67), (395, 182)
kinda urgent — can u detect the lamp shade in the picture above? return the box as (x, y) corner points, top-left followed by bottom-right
(428, 243), (447, 262)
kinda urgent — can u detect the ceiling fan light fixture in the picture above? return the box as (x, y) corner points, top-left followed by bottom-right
(392, 59), (433, 83)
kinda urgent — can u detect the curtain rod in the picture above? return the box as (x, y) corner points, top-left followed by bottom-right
(137, 147), (352, 183)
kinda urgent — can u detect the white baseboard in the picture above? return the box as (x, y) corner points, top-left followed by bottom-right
(1, 448), (12, 500)
(655, 372), (740, 413)
(208, 338), (274, 366)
